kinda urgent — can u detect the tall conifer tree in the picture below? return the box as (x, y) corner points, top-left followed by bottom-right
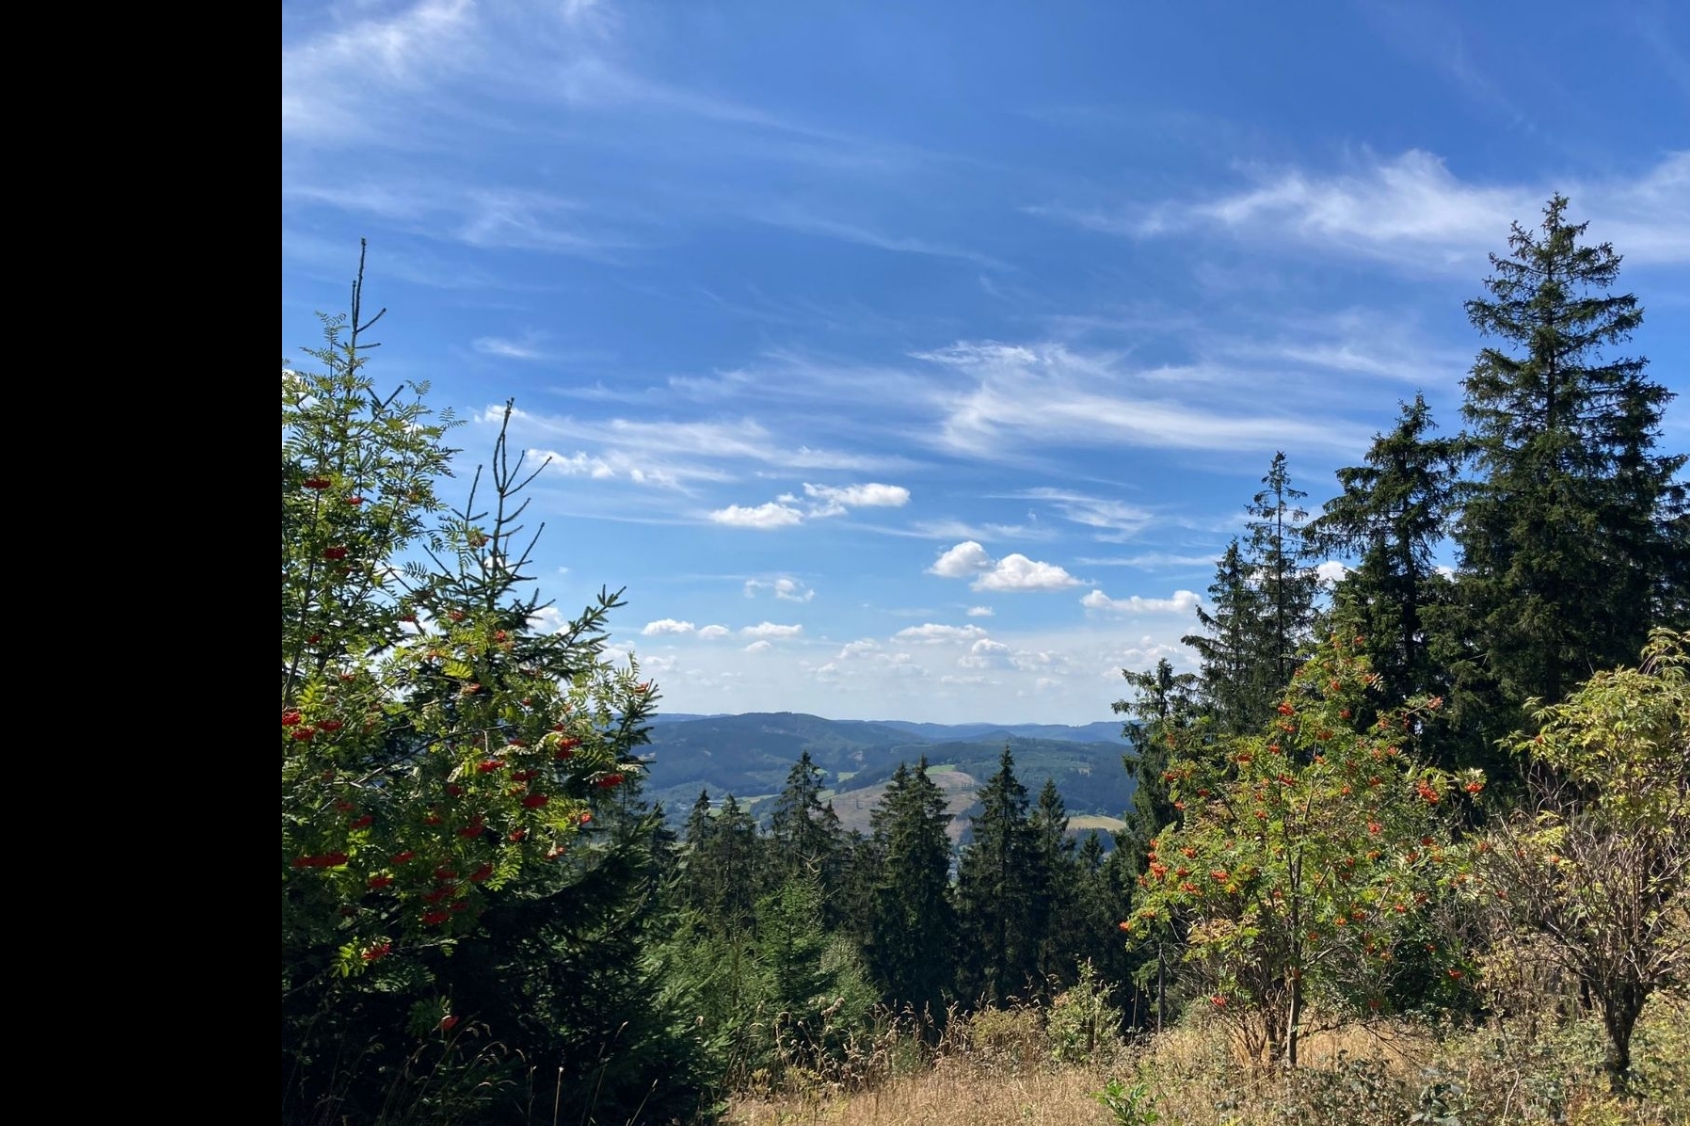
(1246, 451), (1320, 694)
(1113, 658), (1199, 873)
(867, 759), (956, 1014)
(956, 746), (1040, 1003)
(1182, 541), (1270, 733)
(1458, 195), (1686, 707)
(1310, 395), (1462, 708)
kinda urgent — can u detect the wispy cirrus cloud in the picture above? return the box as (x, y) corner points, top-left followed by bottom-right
(506, 407), (901, 473)
(1078, 551), (1218, 569)
(1013, 488), (1153, 541)
(529, 446), (730, 492)
(751, 207), (1006, 268)
(1032, 150), (1690, 269)
(919, 341), (1363, 458)
(282, 0), (481, 143)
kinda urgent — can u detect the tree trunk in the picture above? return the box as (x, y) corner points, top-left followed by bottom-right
(1285, 972), (1302, 1069)
(1601, 991), (1643, 1094)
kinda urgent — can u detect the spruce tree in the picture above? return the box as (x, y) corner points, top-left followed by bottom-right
(867, 759), (956, 1015)
(1182, 541), (1271, 733)
(1030, 777), (1080, 987)
(1458, 195), (1687, 707)
(956, 746), (1040, 1004)
(1113, 658), (1200, 873)
(769, 751), (837, 881)
(682, 791), (761, 934)
(1309, 395), (1462, 708)
(1245, 451), (1320, 695)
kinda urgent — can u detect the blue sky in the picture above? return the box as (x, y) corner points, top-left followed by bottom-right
(283, 0), (1689, 724)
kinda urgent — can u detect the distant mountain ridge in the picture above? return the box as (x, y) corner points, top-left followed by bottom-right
(636, 711), (1134, 833)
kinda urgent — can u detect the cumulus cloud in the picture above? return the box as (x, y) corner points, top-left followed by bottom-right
(930, 540), (1083, 592)
(1316, 560), (1348, 583)
(709, 501), (804, 529)
(975, 553), (1084, 592)
(744, 639), (773, 653)
(709, 481), (911, 529)
(1080, 589), (1202, 614)
(741, 622), (804, 639)
(838, 638), (881, 658)
(895, 623), (989, 644)
(697, 624), (732, 640)
(641, 618), (697, 636)
(803, 481), (911, 516)
(957, 638), (1012, 668)
(929, 540), (994, 578)
(966, 606), (994, 617)
(528, 606), (568, 634)
(745, 576), (815, 602)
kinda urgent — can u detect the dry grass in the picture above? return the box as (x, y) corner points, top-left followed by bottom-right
(729, 1063), (1112, 1126)
(726, 994), (1690, 1126)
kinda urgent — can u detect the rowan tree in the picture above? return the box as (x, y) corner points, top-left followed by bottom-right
(1120, 636), (1482, 1068)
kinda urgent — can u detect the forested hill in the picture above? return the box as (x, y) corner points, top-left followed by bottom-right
(637, 711), (1133, 827)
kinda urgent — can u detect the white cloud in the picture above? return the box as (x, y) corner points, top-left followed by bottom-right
(966, 606), (995, 617)
(1079, 552), (1219, 569)
(1316, 560), (1348, 584)
(473, 335), (547, 361)
(920, 341), (1363, 458)
(708, 481), (912, 530)
(974, 554), (1084, 592)
(930, 540), (1084, 592)
(1051, 149), (1690, 270)
(802, 481), (912, 516)
(1081, 589), (1202, 614)
(957, 638), (1012, 668)
(741, 622), (804, 639)
(508, 407), (903, 475)
(282, 0), (478, 142)
(744, 639), (773, 653)
(697, 624), (732, 640)
(745, 576), (815, 602)
(929, 541), (994, 577)
(528, 606), (568, 634)
(903, 519), (1054, 542)
(895, 623), (989, 644)
(1016, 488), (1153, 540)
(641, 618), (697, 636)
(709, 501), (805, 529)
(530, 446), (726, 492)
(838, 638), (881, 658)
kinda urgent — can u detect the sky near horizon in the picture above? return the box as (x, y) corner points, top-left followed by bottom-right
(283, 0), (1689, 725)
